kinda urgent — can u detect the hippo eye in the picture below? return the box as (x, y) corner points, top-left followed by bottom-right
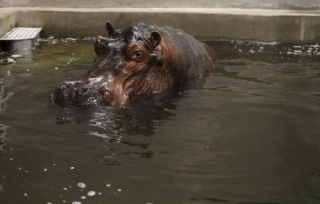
(134, 50), (142, 58)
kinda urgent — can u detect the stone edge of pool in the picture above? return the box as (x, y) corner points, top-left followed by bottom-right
(0, 7), (320, 43)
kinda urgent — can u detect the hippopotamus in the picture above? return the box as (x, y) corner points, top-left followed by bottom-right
(53, 22), (217, 107)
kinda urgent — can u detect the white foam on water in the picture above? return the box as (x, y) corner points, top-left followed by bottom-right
(65, 80), (81, 86)
(77, 182), (86, 188)
(87, 191), (96, 196)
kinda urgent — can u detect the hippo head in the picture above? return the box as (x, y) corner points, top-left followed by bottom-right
(53, 22), (165, 106)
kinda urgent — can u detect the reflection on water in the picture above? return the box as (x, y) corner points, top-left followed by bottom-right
(0, 123), (9, 150)
(55, 88), (184, 165)
(0, 78), (14, 112)
(0, 40), (320, 204)
(0, 74), (12, 150)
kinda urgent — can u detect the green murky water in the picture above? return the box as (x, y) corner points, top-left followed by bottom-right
(0, 39), (320, 204)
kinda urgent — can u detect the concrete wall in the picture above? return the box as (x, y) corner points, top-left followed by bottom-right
(10, 8), (320, 43)
(0, 11), (14, 37)
(0, 0), (319, 9)
(0, 1), (320, 43)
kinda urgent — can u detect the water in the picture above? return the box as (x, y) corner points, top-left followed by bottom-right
(0, 39), (320, 204)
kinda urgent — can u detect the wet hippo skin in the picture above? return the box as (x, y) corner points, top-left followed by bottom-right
(53, 22), (217, 107)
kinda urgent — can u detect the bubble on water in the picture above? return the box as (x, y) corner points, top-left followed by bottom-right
(117, 189), (122, 192)
(98, 192), (102, 195)
(106, 184), (111, 187)
(23, 193), (28, 196)
(87, 191), (96, 196)
(81, 196), (86, 199)
(66, 38), (77, 42)
(1, 59), (11, 65)
(63, 187), (68, 191)
(311, 44), (320, 48)
(44, 168), (47, 171)
(11, 54), (22, 58)
(77, 182), (86, 188)
(70, 166), (74, 170)
(72, 202), (81, 204)
(54, 67), (59, 70)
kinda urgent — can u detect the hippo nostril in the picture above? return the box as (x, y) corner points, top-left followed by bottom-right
(77, 86), (89, 95)
(53, 83), (73, 104)
(98, 86), (108, 94)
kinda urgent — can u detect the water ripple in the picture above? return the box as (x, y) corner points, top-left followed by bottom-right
(0, 123), (10, 150)
(0, 78), (14, 112)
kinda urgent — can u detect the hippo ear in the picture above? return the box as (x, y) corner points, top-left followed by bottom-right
(150, 31), (161, 48)
(106, 21), (115, 36)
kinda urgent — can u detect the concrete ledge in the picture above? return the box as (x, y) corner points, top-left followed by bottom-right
(1, 7), (320, 42)
(1, 0), (319, 10)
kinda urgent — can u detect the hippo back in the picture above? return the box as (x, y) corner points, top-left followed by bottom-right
(159, 26), (216, 81)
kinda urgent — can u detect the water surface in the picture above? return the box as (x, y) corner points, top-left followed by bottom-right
(0, 39), (320, 204)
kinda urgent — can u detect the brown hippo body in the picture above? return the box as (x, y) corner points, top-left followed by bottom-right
(53, 22), (217, 107)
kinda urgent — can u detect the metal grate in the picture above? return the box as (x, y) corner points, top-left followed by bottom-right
(0, 27), (42, 41)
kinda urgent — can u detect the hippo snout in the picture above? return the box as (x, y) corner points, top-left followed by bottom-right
(53, 82), (81, 105)
(53, 78), (113, 106)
